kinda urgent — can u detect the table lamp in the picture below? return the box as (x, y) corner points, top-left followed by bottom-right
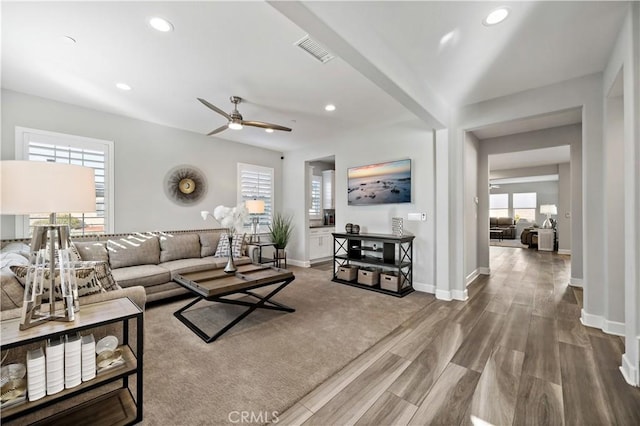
(540, 204), (557, 229)
(245, 199), (265, 243)
(0, 161), (96, 329)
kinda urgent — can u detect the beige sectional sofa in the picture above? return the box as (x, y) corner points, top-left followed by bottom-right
(0, 228), (254, 311)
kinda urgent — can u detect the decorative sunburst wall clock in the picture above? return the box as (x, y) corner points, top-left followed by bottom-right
(164, 165), (207, 205)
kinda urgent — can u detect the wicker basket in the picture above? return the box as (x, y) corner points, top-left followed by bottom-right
(358, 267), (380, 286)
(337, 265), (359, 281)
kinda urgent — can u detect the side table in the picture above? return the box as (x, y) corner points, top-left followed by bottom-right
(252, 242), (277, 265)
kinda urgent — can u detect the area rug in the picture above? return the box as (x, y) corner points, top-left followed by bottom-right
(142, 266), (433, 425)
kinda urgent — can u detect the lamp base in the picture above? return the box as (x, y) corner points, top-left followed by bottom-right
(20, 225), (77, 330)
(542, 217), (553, 229)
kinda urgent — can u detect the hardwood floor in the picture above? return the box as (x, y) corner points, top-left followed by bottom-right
(279, 247), (640, 426)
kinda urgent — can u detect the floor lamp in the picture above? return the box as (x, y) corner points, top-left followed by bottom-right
(0, 161), (96, 329)
(245, 199), (265, 243)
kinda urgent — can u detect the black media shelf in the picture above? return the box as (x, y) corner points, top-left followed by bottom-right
(332, 232), (415, 297)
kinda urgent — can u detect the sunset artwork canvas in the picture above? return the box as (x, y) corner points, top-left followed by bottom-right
(348, 159), (411, 205)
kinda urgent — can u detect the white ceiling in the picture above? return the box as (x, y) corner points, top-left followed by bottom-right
(1, 1), (630, 153)
(470, 107), (582, 140)
(489, 145), (571, 171)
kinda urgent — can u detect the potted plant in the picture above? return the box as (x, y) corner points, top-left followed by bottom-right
(269, 212), (294, 250)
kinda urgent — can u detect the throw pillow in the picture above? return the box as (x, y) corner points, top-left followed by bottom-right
(107, 236), (160, 269)
(214, 233), (245, 258)
(69, 261), (119, 292)
(10, 264), (105, 301)
(74, 241), (109, 263)
(159, 233), (200, 263)
(199, 232), (220, 257)
(0, 242), (31, 259)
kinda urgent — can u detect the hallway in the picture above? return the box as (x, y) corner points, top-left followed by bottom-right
(279, 247), (640, 425)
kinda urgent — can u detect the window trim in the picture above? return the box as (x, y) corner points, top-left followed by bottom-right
(14, 126), (115, 237)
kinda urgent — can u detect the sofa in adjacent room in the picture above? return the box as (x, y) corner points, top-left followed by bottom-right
(489, 217), (517, 239)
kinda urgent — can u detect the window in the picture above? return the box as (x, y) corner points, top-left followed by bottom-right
(489, 193), (509, 218)
(513, 192), (537, 222)
(309, 175), (322, 219)
(237, 163), (274, 229)
(16, 127), (114, 237)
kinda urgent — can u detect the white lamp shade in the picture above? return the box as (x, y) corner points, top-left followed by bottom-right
(540, 204), (557, 215)
(0, 161), (96, 214)
(245, 199), (265, 214)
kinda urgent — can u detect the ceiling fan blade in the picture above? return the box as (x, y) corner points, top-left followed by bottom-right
(197, 98), (231, 120)
(242, 120), (292, 132)
(207, 125), (229, 136)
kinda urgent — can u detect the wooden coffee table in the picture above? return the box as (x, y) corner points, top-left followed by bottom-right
(173, 264), (295, 343)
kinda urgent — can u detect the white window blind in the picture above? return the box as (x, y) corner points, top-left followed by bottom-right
(16, 127), (114, 237)
(513, 192), (537, 222)
(489, 193), (509, 218)
(309, 175), (322, 219)
(237, 163), (274, 228)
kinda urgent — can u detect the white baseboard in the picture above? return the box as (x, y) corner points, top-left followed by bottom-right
(478, 267), (490, 275)
(604, 320), (626, 336)
(580, 309), (603, 329)
(413, 282), (434, 294)
(621, 353), (639, 386)
(435, 289), (452, 301)
(580, 309), (625, 336)
(569, 277), (583, 288)
(558, 249), (571, 255)
(451, 289), (469, 301)
(465, 269), (480, 286)
(289, 259), (310, 268)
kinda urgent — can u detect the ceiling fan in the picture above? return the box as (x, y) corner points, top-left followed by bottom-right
(197, 96), (292, 136)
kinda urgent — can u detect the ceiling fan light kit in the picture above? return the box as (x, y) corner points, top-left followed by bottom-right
(198, 96), (292, 136)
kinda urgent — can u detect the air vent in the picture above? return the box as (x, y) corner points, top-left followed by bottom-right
(294, 35), (335, 64)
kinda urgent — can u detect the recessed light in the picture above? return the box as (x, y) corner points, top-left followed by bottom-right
(149, 17), (174, 32)
(115, 82), (132, 91)
(325, 104), (336, 112)
(61, 35), (76, 44)
(483, 7), (510, 26)
(265, 128), (274, 133)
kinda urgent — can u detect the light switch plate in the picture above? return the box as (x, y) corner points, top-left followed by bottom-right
(408, 213), (427, 221)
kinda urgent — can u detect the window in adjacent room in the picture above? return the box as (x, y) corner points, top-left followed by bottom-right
(513, 192), (537, 222)
(15, 127), (114, 237)
(489, 193), (509, 218)
(237, 163), (274, 229)
(309, 175), (322, 220)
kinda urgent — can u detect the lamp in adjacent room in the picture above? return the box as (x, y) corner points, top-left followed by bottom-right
(245, 198), (265, 243)
(540, 204), (557, 229)
(0, 161), (96, 329)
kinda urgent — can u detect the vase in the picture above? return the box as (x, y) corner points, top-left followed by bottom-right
(224, 234), (237, 273)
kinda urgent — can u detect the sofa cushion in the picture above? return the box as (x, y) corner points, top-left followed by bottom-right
(159, 233), (201, 263)
(1, 269), (25, 311)
(108, 236), (160, 269)
(110, 264), (170, 289)
(10, 264), (106, 301)
(497, 217), (515, 226)
(74, 241), (109, 263)
(215, 233), (245, 258)
(161, 256), (251, 277)
(199, 232), (220, 257)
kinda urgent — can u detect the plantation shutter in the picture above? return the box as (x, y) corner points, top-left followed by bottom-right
(19, 129), (112, 236)
(238, 163), (274, 227)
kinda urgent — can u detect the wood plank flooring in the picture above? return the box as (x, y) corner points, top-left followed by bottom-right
(280, 247), (640, 425)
